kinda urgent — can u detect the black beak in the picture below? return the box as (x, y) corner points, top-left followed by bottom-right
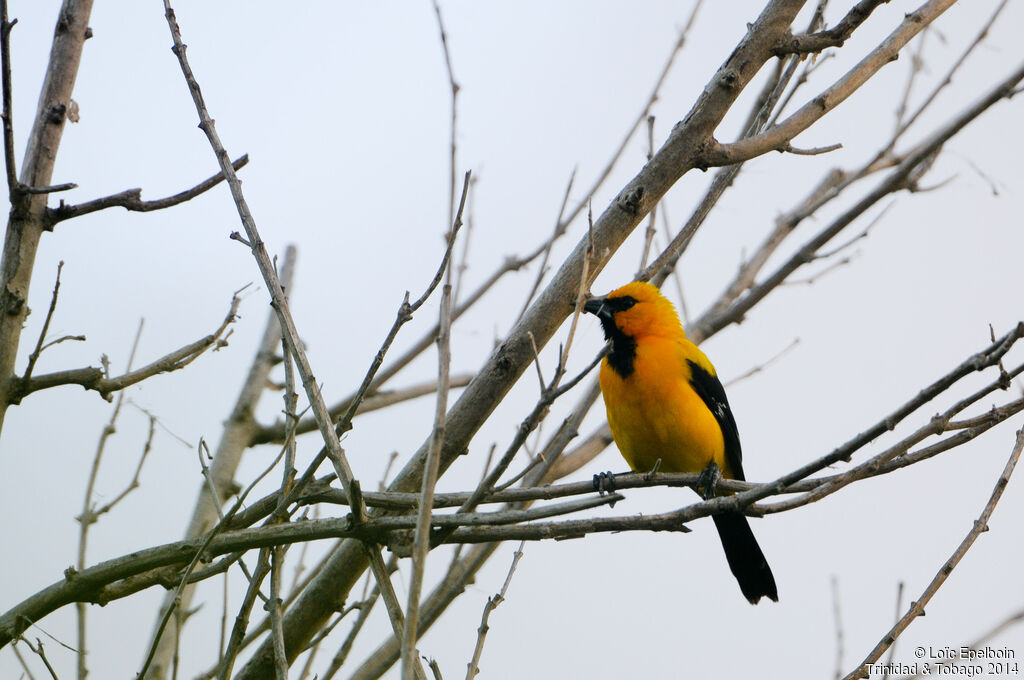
(583, 297), (617, 341)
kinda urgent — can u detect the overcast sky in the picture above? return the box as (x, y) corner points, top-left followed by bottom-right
(2, 1), (1023, 678)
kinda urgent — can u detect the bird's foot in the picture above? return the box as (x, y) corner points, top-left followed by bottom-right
(696, 461), (721, 500)
(592, 471), (617, 494)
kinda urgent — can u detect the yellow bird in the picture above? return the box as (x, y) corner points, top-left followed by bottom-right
(584, 281), (777, 604)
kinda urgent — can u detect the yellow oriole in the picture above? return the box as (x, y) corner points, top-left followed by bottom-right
(584, 281), (777, 604)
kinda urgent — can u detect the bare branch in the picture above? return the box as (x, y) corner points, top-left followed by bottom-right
(832, 575), (844, 680)
(160, 5), (379, 598)
(723, 338), (800, 388)
(247, 374), (475, 447)
(894, 0), (1011, 143)
(774, 0), (889, 55)
(884, 581), (905, 677)
(0, 0), (17, 193)
(16, 292), (241, 402)
(842, 428), (1024, 680)
(75, 319), (145, 680)
(691, 63), (1024, 342)
(47, 154), (250, 225)
(0, 0), (96, 433)
(346, 542), (498, 680)
(900, 605), (1024, 679)
(705, 0), (960, 167)
(515, 169), (576, 322)
(230, 6), (877, 669)
(15, 181), (77, 195)
(464, 543), (525, 680)
(214, 549), (273, 680)
(403, 230), (459, 676)
(21, 260), (67, 387)
(431, 0), (459, 235)
(557, 2), (702, 235)
(20, 637), (59, 680)
(778, 141), (842, 155)
(142, 247), (295, 679)
(363, 541), (428, 680)
(637, 115), (658, 271)
(640, 30), (803, 285)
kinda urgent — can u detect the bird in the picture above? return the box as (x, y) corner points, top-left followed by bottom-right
(583, 280), (778, 604)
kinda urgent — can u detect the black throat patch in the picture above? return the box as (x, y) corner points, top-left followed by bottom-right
(588, 295), (639, 379)
(606, 327), (637, 378)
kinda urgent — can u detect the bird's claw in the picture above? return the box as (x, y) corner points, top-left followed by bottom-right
(593, 471), (617, 494)
(697, 461), (721, 500)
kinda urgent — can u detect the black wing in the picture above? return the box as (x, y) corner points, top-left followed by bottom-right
(686, 360), (745, 481)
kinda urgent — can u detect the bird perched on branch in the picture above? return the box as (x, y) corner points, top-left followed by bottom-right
(583, 281), (777, 604)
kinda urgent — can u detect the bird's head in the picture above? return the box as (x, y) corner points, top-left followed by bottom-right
(583, 281), (683, 341)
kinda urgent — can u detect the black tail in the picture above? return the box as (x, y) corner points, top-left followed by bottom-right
(712, 513), (778, 604)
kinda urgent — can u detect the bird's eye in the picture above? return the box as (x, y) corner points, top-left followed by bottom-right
(612, 296), (637, 311)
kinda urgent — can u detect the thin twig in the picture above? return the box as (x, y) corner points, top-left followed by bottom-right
(452, 174), (475, 306)
(16, 181), (76, 195)
(161, 0), (369, 555)
(723, 338), (800, 388)
(893, 0), (1010, 143)
(402, 154), (464, 677)
(267, 338), (298, 680)
(268, 547), (288, 680)
(893, 24), (928, 135)
(364, 543), (428, 680)
(899, 605), (1024, 680)
(843, 428), (1024, 680)
(704, 1), (966, 166)
(142, 248), (296, 678)
(432, 0), (459, 237)
(0, 0), (18, 193)
(47, 155), (249, 225)
(22, 261), (69, 387)
(319, 563), (390, 679)
(881, 581), (904, 680)
(558, 0), (702, 233)
(249, 374), (473, 446)
(10, 639), (37, 680)
(215, 550), (273, 680)
(17, 292), (241, 402)
(691, 61), (1024, 343)
(465, 542), (525, 680)
(515, 169), (576, 322)
(637, 115), (658, 271)
(140, 420), (297, 678)
(832, 576), (844, 680)
(75, 318), (144, 680)
(20, 638), (59, 680)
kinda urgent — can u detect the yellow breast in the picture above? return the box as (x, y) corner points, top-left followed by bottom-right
(599, 336), (727, 476)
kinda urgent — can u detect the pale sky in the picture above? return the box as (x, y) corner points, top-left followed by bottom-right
(2, 1), (1023, 678)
